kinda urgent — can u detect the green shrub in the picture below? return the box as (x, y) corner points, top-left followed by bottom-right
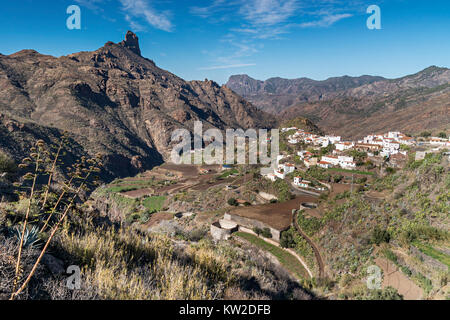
(280, 230), (296, 248)
(370, 227), (391, 245)
(253, 227), (262, 236)
(414, 273), (433, 293)
(382, 248), (398, 264)
(261, 228), (272, 238)
(297, 212), (322, 236)
(140, 211), (152, 223)
(0, 153), (17, 175)
(400, 266), (412, 277)
(227, 198), (238, 206)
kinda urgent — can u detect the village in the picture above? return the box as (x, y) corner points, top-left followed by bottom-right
(262, 127), (450, 192)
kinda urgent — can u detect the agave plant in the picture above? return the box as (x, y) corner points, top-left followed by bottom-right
(10, 225), (41, 249)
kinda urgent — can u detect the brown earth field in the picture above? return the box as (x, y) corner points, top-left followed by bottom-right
(375, 257), (423, 300)
(230, 194), (318, 231)
(143, 212), (174, 228)
(118, 163), (237, 197)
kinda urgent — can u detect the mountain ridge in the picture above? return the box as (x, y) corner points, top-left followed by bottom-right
(0, 31), (276, 180)
(226, 67), (450, 138)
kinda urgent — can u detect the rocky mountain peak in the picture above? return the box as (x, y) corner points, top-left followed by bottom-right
(0, 32), (276, 180)
(119, 31), (141, 56)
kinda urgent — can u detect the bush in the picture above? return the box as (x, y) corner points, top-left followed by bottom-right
(414, 273), (433, 293)
(140, 211), (152, 223)
(280, 231), (295, 248)
(400, 225), (447, 244)
(400, 266), (412, 277)
(227, 198), (238, 206)
(370, 287), (403, 300)
(382, 248), (398, 264)
(273, 179), (293, 202)
(385, 167), (395, 174)
(438, 132), (447, 139)
(370, 227), (391, 245)
(261, 228), (272, 238)
(253, 227), (262, 236)
(0, 153), (17, 175)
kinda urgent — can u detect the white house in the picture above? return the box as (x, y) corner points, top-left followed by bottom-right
(283, 163), (295, 174)
(298, 150), (313, 160)
(318, 161), (332, 169)
(397, 135), (415, 145)
(321, 155), (356, 169)
(340, 160), (356, 169)
(320, 138), (330, 148)
(387, 131), (401, 139)
(294, 177), (311, 188)
(321, 155), (340, 166)
(274, 170), (285, 179)
(264, 173), (277, 182)
(338, 155), (353, 163)
(430, 137), (449, 146)
(338, 156), (356, 169)
(304, 157), (318, 168)
(298, 180), (311, 188)
(276, 155), (285, 164)
(335, 142), (354, 151)
(326, 135), (341, 144)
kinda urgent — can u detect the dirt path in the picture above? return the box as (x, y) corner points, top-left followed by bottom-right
(293, 211), (325, 279)
(375, 258), (423, 300)
(238, 227), (314, 279)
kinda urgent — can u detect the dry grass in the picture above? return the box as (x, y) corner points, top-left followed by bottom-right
(53, 221), (228, 300)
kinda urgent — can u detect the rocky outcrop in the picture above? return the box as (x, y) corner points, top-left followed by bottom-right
(119, 31), (141, 56)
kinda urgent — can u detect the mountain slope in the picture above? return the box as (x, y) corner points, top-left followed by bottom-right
(226, 67), (450, 138)
(0, 31), (275, 179)
(226, 74), (385, 114)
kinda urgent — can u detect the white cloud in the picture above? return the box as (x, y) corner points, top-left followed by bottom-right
(299, 13), (353, 28)
(191, 1), (363, 71)
(119, 0), (173, 32)
(190, 0), (358, 40)
(75, 0), (107, 12)
(125, 14), (145, 32)
(199, 63), (257, 70)
(239, 0), (298, 26)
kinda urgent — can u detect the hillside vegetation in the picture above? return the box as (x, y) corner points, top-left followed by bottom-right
(300, 150), (449, 299)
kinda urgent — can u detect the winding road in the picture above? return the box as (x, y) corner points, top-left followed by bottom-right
(293, 210), (326, 279)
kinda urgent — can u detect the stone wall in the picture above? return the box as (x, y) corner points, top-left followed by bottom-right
(210, 220), (238, 241)
(223, 213), (286, 242)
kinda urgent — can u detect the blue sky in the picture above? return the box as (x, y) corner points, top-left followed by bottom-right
(0, 0), (449, 84)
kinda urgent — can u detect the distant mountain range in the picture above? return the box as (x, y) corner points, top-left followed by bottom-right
(226, 67), (450, 138)
(0, 31), (275, 180)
